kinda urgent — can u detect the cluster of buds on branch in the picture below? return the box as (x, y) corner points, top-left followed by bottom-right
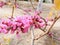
(0, 0), (60, 45)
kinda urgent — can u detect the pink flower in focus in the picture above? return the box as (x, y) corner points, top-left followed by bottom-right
(39, 22), (45, 27)
(14, 16), (22, 22)
(0, 24), (7, 29)
(21, 26), (29, 33)
(2, 29), (8, 34)
(0, 14), (47, 35)
(2, 19), (12, 26)
(21, 20), (30, 33)
(16, 22), (22, 27)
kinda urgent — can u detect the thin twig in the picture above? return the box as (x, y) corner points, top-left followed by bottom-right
(11, 6), (14, 18)
(18, 7), (31, 15)
(39, 17), (47, 32)
(30, 0), (36, 11)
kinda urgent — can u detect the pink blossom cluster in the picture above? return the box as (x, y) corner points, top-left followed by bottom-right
(0, 15), (46, 35)
(0, 1), (6, 7)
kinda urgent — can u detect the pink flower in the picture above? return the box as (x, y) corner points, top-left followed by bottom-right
(16, 22), (22, 27)
(11, 22), (17, 30)
(21, 20), (30, 33)
(48, 32), (53, 37)
(16, 31), (20, 39)
(0, 28), (2, 33)
(2, 29), (8, 34)
(34, 11), (42, 15)
(21, 26), (29, 33)
(2, 19), (12, 26)
(11, 30), (15, 34)
(0, 24), (7, 29)
(0, 1), (5, 7)
(15, 3), (19, 8)
(14, 16), (22, 22)
(0, 14), (47, 35)
(39, 22), (45, 27)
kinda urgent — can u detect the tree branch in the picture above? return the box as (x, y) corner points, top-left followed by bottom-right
(11, 0), (17, 18)
(34, 16), (60, 40)
(30, 0), (36, 11)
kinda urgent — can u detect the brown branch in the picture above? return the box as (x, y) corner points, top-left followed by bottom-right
(14, 0), (31, 15)
(34, 16), (60, 40)
(18, 7), (31, 15)
(11, 6), (14, 18)
(30, 0), (36, 11)
(11, 0), (17, 18)
(30, 0), (42, 16)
